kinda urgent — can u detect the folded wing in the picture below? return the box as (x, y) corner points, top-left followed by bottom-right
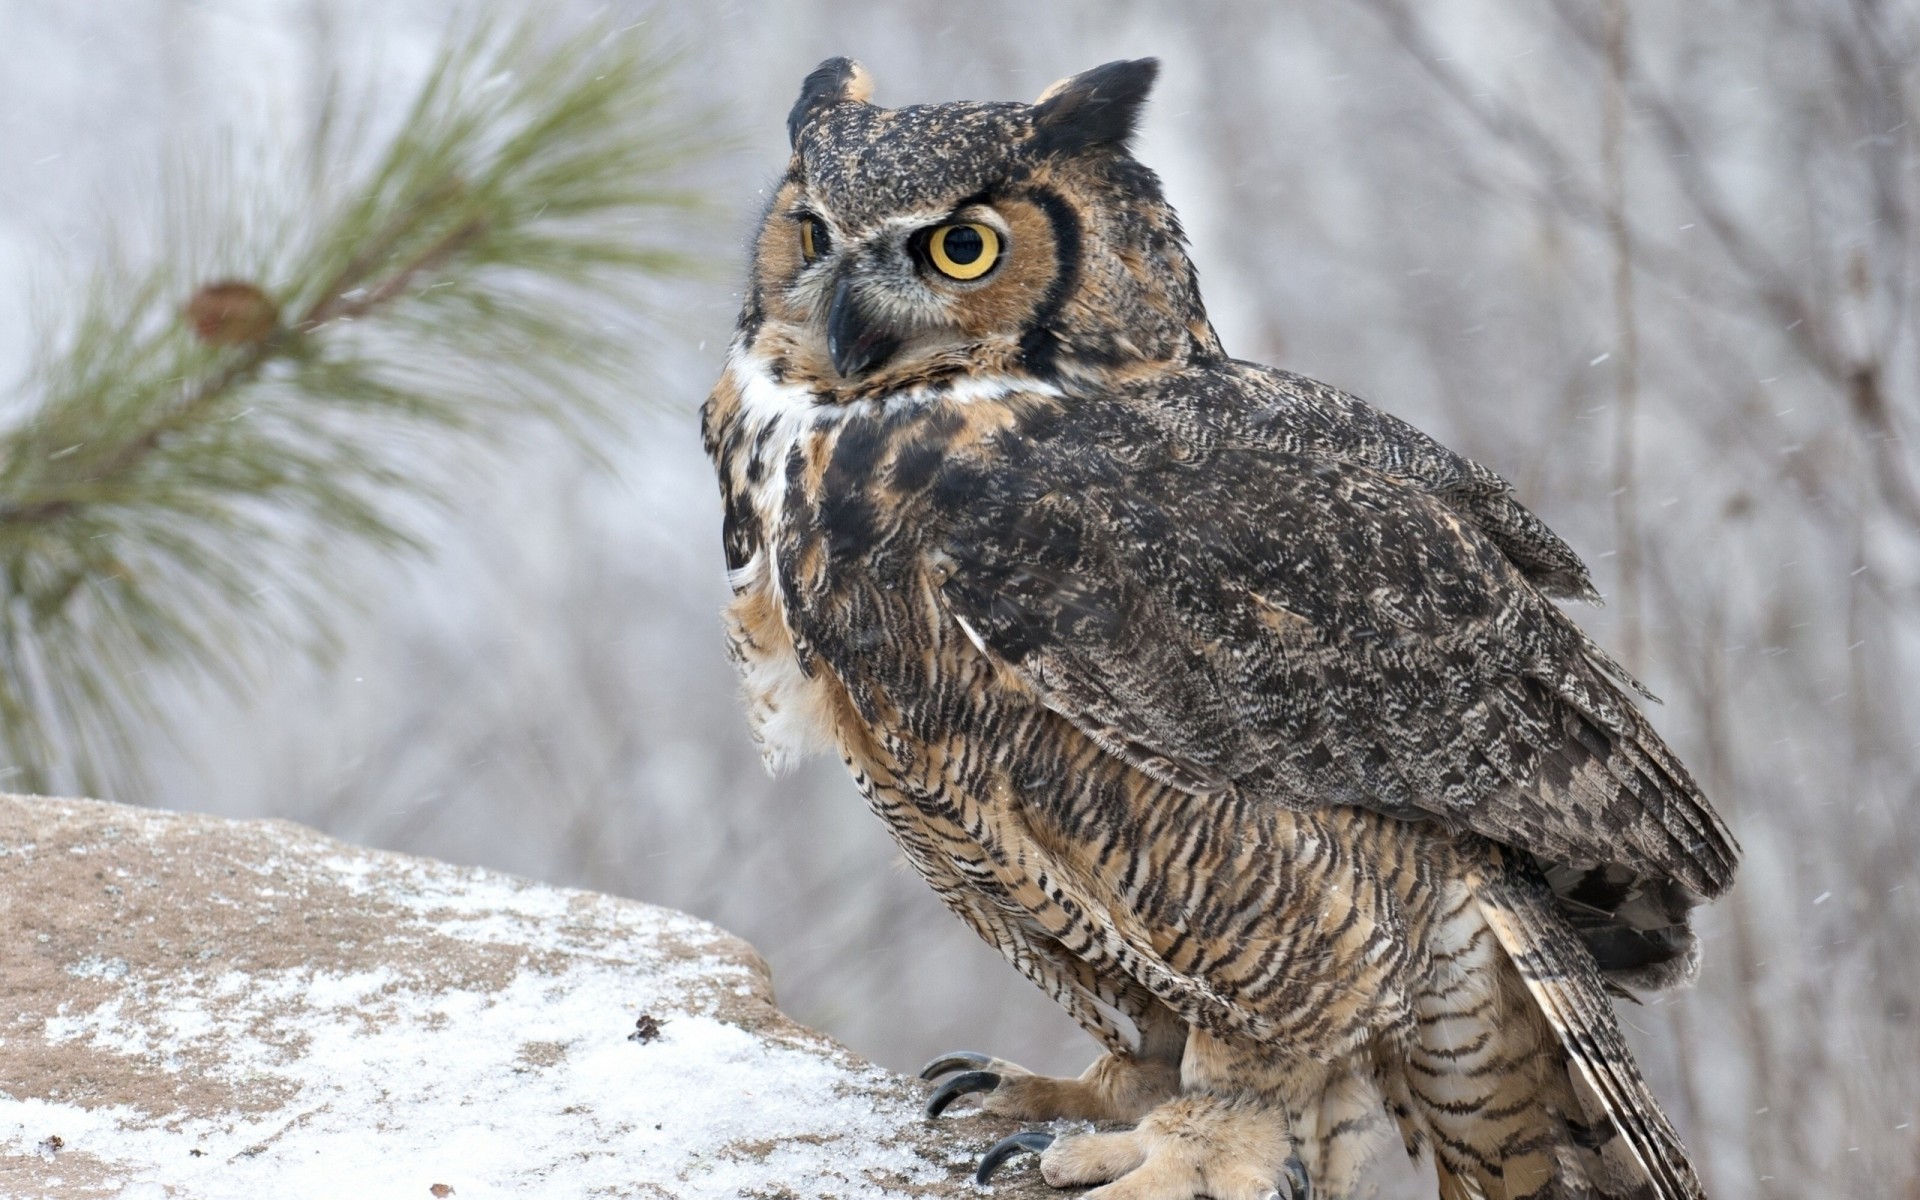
(932, 403), (1736, 897)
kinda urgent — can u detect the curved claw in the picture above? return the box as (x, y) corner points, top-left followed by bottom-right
(925, 1069), (1001, 1118)
(1279, 1152), (1313, 1200)
(974, 1130), (1055, 1185)
(919, 1050), (993, 1081)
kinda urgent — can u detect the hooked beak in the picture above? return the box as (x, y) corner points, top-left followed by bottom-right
(827, 275), (901, 379)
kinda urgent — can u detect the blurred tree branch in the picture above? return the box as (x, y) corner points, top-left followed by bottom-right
(1600, 0), (1644, 673)
(0, 13), (716, 798)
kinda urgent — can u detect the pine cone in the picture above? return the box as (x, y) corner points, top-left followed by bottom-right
(184, 281), (280, 346)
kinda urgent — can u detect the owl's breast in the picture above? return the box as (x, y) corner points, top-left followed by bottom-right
(704, 356), (847, 771)
(704, 346), (1062, 770)
(721, 546), (841, 772)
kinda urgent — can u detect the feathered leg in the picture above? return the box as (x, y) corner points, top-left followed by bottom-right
(922, 1046), (1183, 1121)
(1013, 1028), (1311, 1200)
(921, 998), (1187, 1121)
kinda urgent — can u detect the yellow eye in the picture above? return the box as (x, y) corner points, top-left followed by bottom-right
(799, 217), (829, 263)
(926, 223), (1001, 281)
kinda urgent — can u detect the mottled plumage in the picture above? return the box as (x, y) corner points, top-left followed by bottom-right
(702, 57), (1735, 1200)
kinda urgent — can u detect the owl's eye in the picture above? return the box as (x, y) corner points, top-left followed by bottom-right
(924, 223), (1001, 281)
(799, 217), (830, 264)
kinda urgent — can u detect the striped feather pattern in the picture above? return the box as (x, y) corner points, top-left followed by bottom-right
(1474, 858), (1704, 1200)
(702, 72), (1731, 1192)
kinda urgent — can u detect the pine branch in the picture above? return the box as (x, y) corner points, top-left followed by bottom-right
(0, 15), (718, 798)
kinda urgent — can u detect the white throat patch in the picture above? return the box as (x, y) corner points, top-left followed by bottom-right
(729, 348), (1060, 429)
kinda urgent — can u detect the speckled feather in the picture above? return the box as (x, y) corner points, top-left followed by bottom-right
(703, 57), (1729, 1200)
(917, 370), (1734, 896)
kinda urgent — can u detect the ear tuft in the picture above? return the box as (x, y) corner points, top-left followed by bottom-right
(788, 58), (874, 148)
(1030, 58), (1159, 156)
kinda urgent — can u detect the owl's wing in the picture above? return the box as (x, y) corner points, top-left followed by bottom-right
(1133, 361), (1603, 603)
(932, 402), (1737, 897)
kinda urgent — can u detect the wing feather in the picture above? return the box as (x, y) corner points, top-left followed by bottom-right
(1146, 361), (1604, 602)
(932, 399), (1736, 896)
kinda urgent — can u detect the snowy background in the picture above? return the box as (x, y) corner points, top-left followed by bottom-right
(2, 1), (1916, 1195)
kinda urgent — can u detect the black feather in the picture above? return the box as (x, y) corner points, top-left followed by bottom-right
(789, 57), (863, 148)
(1030, 58), (1160, 156)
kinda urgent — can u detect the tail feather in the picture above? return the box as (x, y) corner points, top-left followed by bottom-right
(1474, 860), (1706, 1200)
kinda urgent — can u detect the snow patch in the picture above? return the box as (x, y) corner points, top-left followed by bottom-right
(4, 836), (946, 1198)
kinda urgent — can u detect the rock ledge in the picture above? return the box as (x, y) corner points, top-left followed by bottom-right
(0, 796), (1029, 1199)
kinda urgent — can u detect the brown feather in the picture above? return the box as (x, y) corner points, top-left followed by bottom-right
(703, 64), (1731, 1199)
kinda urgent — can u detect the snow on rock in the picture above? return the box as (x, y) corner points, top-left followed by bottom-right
(0, 796), (1041, 1198)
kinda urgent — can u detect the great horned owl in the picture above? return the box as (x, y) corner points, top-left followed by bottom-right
(701, 57), (1735, 1200)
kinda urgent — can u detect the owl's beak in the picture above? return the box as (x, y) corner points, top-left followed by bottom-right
(827, 276), (900, 378)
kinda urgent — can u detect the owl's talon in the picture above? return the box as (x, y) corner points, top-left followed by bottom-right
(1280, 1152), (1313, 1200)
(974, 1130), (1055, 1185)
(925, 1069), (1000, 1118)
(919, 1050), (994, 1080)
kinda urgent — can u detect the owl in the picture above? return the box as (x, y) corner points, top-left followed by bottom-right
(701, 57), (1735, 1200)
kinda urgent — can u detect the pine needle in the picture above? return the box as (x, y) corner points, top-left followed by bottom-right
(0, 13), (718, 798)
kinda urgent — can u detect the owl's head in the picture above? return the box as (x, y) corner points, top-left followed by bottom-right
(737, 57), (1221, 398)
